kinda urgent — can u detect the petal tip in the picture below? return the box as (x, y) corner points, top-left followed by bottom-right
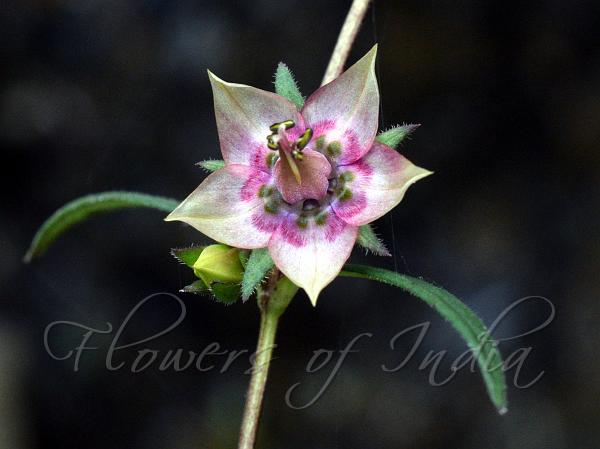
(306, 288), (320, 307)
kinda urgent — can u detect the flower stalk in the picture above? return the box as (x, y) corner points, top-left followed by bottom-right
(238, 270), (298, 449)
(321, 0), (372, 85)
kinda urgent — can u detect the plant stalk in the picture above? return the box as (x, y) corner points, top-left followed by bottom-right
(237, 271), (298, 449)
(321, 0), (372, 85)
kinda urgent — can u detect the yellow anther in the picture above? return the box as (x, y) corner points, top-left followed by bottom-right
(269, 120), (295, 132)
(267, 134), (279, 150)
(296, 128), (313, 150)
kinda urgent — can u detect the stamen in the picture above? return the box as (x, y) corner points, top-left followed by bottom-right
(267, 134), (279, 150)
(296, 128), (313, 150)
(269, 120), (295, 132)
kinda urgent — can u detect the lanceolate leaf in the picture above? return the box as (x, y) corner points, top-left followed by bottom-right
(356, 224), (391, 256)
(25, 191), (179, 262)
(197, 159), (226, 172)
(376, 124), (420, 149)
(274, 63), (304, 110)
(340, 264), (508, 414)
(241, 248), (275, 301)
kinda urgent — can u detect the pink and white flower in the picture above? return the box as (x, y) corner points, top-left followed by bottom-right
(166, 46), (431, 304)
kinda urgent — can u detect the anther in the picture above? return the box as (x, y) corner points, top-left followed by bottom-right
(296, 128), (313, 150)
(267, 134), (279, 150)
(292, 149), (304, 161)
(269, 120), (295, 132)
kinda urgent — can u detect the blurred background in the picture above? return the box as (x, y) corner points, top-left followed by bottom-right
(2, 0), (599, 448)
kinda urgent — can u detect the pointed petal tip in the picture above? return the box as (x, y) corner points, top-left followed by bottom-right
(306, 288), (320, 307)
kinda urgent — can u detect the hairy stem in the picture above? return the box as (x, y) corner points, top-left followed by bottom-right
(321, 0), (372, 85)
(237, 271), (298, 449)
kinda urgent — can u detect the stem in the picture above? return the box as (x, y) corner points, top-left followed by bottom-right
(321, 0), (372, 86)
(237, 271), (298, 449)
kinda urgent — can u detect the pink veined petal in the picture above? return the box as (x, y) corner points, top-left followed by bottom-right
(331, 142), (433, 226)
(208, 71), (305, 171)
(268, 210), (358, 305)
(165, 165), (281, 249)
(273, 149), (332, 204)
(301, 45), (379, 165)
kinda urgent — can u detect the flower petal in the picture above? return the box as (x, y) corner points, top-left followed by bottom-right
(208, 71), (305, 171)
(331, 142), (432, 226)
(268, 209), (358, 305)
(165, 165), (281, 248)
(273, 149), (332, 204)
(301, 45), (379, 165)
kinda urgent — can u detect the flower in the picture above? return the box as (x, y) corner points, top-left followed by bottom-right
(166, 46), (431, 304)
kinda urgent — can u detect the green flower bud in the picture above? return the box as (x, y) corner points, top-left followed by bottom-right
(192, 244), (244, 287)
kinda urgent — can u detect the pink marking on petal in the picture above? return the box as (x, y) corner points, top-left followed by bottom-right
(251, 211), (282, 234)
(276, 214), (306, 247)
(240, 174), (268, 201)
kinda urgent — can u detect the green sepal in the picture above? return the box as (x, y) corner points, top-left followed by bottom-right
(180, 280), (211, 295)
(171, 246), (206, 268)
(24, 191), (179, 262)
(210, 283), (241, 305)
(238, 249), (250, 268)
(339, 264), (508, 414)
(356, 224), (391, 256)
(274, 63), (304, 110)
(376, 124), (420, 149)
(241, 248), (275, 301)
(197, 159), (226, 172)
(181, 280), (240, 305)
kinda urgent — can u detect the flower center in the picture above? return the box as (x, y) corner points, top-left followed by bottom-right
(267, 120), (313, 184)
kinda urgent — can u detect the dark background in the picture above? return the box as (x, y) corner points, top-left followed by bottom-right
(2, 0), (599, 448)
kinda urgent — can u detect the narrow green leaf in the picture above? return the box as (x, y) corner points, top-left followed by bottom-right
(25, 191), (179, 262)
(171, 246), (205, 268)
(376, 124), (420, 149)
(356, 224), (391, 256)
(340, 264), (508, 414)
(241, 248), (275, 301)
(197, 159), (226, 172)
(275, 63), (304, 110)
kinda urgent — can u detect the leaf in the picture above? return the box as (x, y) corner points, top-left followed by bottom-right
(274, 63), (304, 110)
(339, 264), (508, 414)
(241, 248), (275, 301)
(197, 159), (226, 172)
(25, 191), (180, 262)
(376, 124), (420, 149)
(171, 246), (205, 268)
(356, 224), (391, 256)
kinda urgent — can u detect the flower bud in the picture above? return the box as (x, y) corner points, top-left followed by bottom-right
(193, 244), (244, 287)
